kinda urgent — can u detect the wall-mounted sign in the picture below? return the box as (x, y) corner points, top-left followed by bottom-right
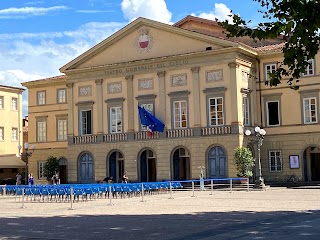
(289, 155), (300, 169)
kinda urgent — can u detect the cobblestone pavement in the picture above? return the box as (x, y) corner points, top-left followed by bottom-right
(1, 188), (320, 240)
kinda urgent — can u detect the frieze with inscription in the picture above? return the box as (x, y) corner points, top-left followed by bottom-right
(139, 78), (153, 90)
(79, 86), (92, 96)
(105, 60), (189, 76)
(108, 82), (122, 93)
(207, 69), (223, 82)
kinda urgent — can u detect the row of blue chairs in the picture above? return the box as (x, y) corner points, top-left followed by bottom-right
(3, 182), (183, 202)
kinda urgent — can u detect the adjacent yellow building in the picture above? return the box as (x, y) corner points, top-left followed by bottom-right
(22, 16), (320, 184)
(0, 85), (25, 180)
(21, 76), (68, 184)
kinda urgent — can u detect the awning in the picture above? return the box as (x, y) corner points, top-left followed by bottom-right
(0, 154), (26, 168)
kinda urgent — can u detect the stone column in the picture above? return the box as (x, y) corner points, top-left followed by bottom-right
(66, 83), (74, 144)
(228, 62), (242, 134)
(95, 79), (103, 134)
(126, 75), (134, 132)
(157, 71), (166, 124)
(191, 67), (201, 127)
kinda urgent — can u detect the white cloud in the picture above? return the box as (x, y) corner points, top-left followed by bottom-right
(121, 0), (172, 23)
(76, 10), (114, 13)
(0, 20), (126, 117)
(193, 3), (233, 23)
(0, 6), (68, 19)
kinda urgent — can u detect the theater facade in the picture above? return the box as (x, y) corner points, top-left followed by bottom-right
(23, 16), (320, 184)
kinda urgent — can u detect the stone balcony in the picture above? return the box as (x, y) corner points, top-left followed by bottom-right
(71, 125), (234, 145)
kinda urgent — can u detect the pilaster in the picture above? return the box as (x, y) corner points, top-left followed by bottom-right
(191, 66), (201, 127)
(66, 83), (74, 136)
(126, 75), (134, 132)
(95, 79), (104, 134)
(157, 71), (166, 124)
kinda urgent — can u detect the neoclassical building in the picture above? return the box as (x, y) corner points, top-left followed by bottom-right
(23, 16), (320, 184)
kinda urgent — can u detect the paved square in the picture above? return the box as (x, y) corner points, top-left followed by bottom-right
(1, 188), (320, 239)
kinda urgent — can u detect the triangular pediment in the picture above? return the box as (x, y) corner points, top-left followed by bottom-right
(60, 17), (239, 72)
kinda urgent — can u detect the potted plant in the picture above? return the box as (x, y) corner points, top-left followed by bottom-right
(234, 147), (255, 183)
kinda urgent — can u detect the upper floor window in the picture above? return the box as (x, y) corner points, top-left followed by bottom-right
(266, 100), (280, 126)
(37, 91), (46, 105)
(11, 128), (18, 141)
(173, 100), (187, 128)
(80, 110), (92, 135)
(57, 119), (67, 141)
(302, 59), (315, 77)
(0, 96), (3, 109)
(303, 97), (317, 124)
(37, 119), (47, 142)
(243, 97), (250, 126)
(269, 150), (282, 172)
(0, 127), (4, 140)
(11, 97), (17, 110)
(265, 63), (277, 81)
(209, 97), (224, 126)
(110, 107), (122, 133)
(140, 103), (154, 131)
(57, 89), (66, 103)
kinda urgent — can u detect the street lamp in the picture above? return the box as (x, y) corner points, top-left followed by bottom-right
(245, 126), (266, 188)
(18, 142), (35, 184)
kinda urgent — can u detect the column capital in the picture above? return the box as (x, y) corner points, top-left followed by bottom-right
(157, 71), (166, 77)
(125, 75), (133, 81)
(191, 66), (200, 73)
(95, 79), (103, 85)
(66, 83), (73, 88)
(228, 62), (240, 68)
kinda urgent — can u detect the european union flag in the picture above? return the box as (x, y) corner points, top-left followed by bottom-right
(138, 106), (165, 132)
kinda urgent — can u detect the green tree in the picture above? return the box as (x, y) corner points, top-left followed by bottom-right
(43, 156), (59, 182)
(234, 147), (255, 178)
(219, 0), (320, 88)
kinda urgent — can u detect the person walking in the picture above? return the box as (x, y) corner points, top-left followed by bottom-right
(28, 173), (34, 186)
(16, 172), (22, 185)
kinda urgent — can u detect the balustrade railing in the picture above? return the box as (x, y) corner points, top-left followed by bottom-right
(73, 135), (97, 144)
(166, 129), (194, 138)
(201, 126), (231, 135)
(134, 131), (159, 140)
(72, 126), (233, 144)
(103, 133), (128, 142)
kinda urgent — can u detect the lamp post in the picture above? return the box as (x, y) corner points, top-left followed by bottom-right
(245, 126), (266, 188)
(18, 142), (35, 185)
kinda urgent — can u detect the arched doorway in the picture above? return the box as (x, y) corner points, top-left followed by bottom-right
(139, 149), (156, 182)
(108, 151), (124, 183)
(58, 157), (68, 184)
(303, 146), (320, 181)
(78, 152), (94, 183)
(207, 146), (227, 178)
(171, 147), (190, 181)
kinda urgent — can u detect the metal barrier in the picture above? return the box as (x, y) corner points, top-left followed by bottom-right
(5, 178), (251, 209)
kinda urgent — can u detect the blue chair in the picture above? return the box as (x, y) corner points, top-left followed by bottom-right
(40, 188), (50, 202)
(122, 185), (132, 198)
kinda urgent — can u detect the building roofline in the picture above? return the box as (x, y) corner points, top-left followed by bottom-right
(0, 84), (25, 92)
(21, 75), (67, 87)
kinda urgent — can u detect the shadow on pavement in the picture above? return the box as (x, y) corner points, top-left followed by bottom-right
(1, 210), (320, 240)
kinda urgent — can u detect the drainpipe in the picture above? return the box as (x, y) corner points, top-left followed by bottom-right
(257, 58), (263, 127)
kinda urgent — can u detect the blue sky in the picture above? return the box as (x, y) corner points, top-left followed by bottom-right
(0, 0), (264, 115)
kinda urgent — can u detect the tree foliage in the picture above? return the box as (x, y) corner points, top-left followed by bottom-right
(44, 156), (59, 181)
(219, 0), (320, 87)
(234, 147), (255, 178)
